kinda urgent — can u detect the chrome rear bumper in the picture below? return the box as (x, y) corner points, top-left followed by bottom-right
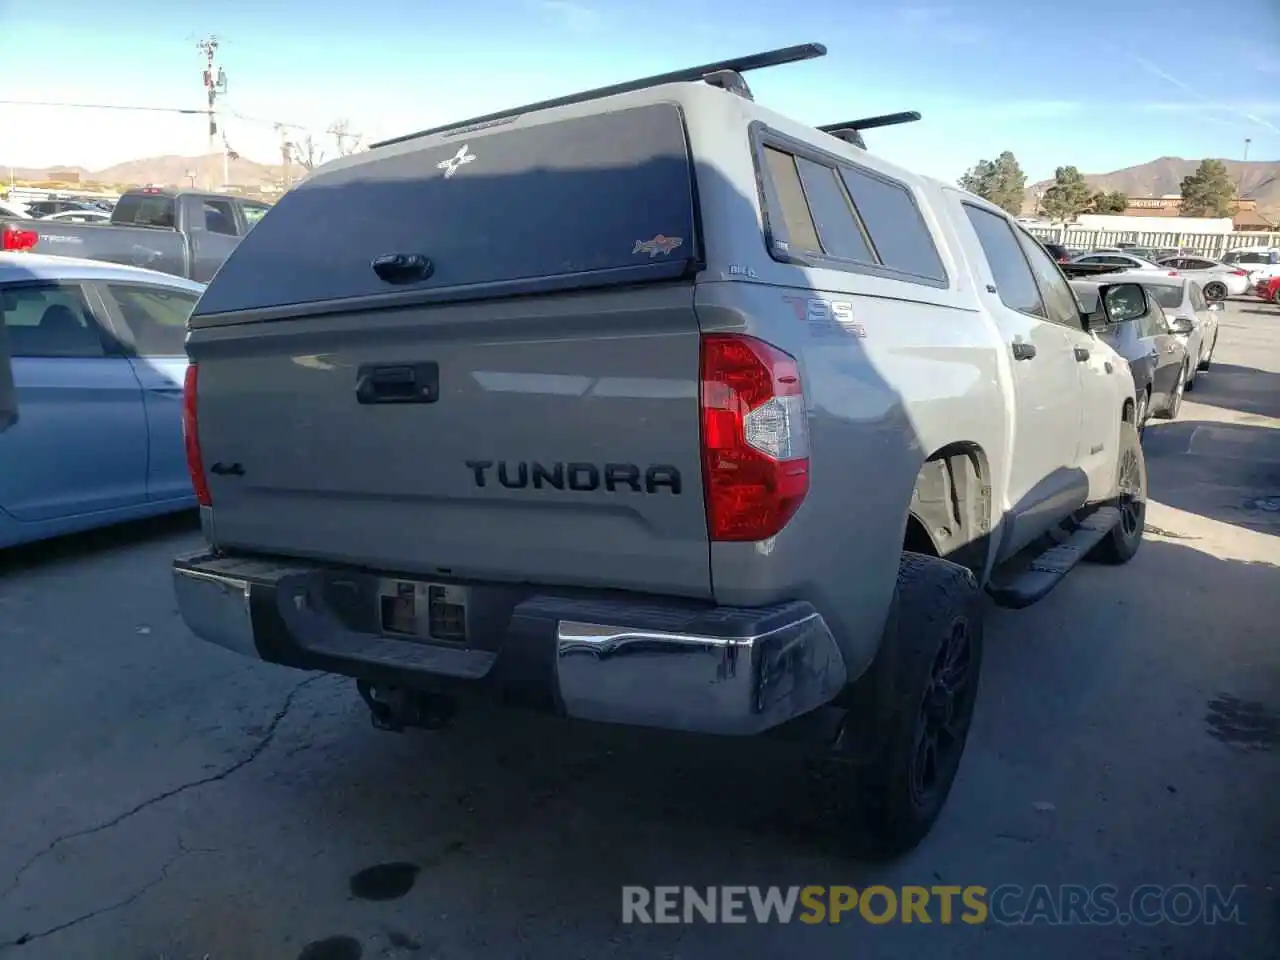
(173, 551), (847, 736)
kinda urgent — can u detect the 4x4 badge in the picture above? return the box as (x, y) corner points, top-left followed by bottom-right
(633, 234), (684, 257)
(437, 145), (475, 179)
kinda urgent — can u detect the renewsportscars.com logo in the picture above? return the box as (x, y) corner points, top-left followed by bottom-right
(622, 884), (1247, 926)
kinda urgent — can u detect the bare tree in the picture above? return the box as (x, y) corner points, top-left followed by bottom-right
(330, 119), (363, 156)
(292, 133), (325, 172)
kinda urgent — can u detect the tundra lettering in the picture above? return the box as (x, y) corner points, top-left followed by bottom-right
(464, 460), (682, 494)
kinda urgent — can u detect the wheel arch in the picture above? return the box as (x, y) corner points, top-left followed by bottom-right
(905, 441), (992, 580)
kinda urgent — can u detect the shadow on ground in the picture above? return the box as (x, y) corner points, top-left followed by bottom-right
(0, 511), (199, 576)
(1142, 419), (1280, 534)
(1184, 363), (1280, 421)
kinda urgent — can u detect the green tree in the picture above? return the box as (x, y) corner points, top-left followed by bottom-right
(1090, 190), (1128, 214)
(1179, 159), (1235, 217)
(958, 151), (1028, 215)
(1040, 166), (1094, 221)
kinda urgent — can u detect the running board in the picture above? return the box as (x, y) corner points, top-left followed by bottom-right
(987, 507), (1120, 609)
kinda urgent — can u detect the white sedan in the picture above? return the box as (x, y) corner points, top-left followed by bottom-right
(1156, 255), (1252, 298)
(1135, 276), (1222, 387)
(1069, 251), (1180, 275)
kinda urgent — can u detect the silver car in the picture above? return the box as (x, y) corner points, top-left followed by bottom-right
(1070, 251), (1178, 275)
(1155, 255), (1251, 299)
(1135, 277), (1223, 388)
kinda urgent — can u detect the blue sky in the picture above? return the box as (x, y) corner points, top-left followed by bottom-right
(2, 0), (1278, 183)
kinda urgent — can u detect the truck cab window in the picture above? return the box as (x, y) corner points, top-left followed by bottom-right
(242, 203), (271, 229)
(113, 195), (175, 228)
(962, 204), (1045, 318)
(203, 201), (239, 237)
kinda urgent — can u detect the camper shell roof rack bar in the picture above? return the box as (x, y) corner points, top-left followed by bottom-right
(819, 111), (922, 147)
(370, 43), (828, 149)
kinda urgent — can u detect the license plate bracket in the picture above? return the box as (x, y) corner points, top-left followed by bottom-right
(377, 579), (468, 643)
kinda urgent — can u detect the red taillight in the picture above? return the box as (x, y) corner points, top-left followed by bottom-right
(1167, 270), (1179, 277)
(699, 334), (810, 542)
(182, 364), (212, 507)
(1, 226), (38, 252)
(1231, 269), (1248, 276)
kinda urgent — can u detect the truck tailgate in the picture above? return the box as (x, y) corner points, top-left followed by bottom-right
(189, 285), (711, 597)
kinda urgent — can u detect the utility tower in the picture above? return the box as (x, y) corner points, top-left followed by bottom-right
(196, 36), (228, 189)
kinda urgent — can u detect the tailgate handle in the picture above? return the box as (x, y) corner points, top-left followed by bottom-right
(356, 362), (439, 404)
(371, 253), (433, 285)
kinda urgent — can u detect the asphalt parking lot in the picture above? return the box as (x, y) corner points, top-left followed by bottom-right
(1, 302), (1277, 960)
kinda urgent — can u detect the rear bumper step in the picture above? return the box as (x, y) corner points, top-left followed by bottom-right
(172, 551), (848, 736)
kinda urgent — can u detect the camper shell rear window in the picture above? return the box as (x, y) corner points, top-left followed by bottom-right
(195, 102), (700, 316)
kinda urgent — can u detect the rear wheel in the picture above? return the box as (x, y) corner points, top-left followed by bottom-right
(825, 553), (984, 859)
(1156, 366), (1187, 420)
(1198, 331), (1217, 372)
(1135, 389), (1149, 438)
(1089, 420), (1146, 564)
(1203, 281), (1227, 301)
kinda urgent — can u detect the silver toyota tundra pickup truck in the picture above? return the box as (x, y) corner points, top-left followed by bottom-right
(172, 44), (1149, 856)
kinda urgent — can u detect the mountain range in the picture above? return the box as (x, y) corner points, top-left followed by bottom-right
(6, 153), (1280, 219)
(3, 154), (288, 190)
(1027, 157), (1280, 218)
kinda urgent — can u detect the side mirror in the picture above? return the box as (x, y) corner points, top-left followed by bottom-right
(1082, 310), (1109, 332)
(1208, 301), (1225, 313)
(1167, 316), (1195, 335)
(1099, 283), (1149, 323)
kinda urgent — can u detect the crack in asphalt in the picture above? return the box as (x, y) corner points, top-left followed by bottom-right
(0, 674), (323, 908)
(0, 853), (180, 951)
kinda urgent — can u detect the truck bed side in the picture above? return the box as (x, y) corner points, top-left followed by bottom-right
(4, 219), (188, 277)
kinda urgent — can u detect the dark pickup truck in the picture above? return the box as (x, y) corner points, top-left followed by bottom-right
(0, 188), (270, 283)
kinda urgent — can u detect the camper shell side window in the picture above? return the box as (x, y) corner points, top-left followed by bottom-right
(748, 122), (948, 289)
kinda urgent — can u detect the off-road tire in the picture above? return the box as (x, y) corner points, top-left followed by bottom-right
(1203, 281), (1227, 301)
(833, 553), (985, 859)
(1088, 420), (1146, 565)
(1197, 332), (1217, 372)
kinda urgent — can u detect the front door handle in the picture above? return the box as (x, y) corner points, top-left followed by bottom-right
(1074, 346), (1090, 362)
(1011, 341), (1037, 361)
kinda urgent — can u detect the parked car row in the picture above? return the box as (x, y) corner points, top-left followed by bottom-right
(0, 195), (116, 220)
(1, 187), (270, 283)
